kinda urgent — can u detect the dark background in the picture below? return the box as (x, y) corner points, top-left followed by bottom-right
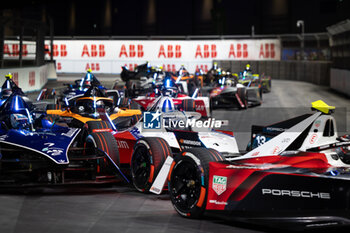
(1, 0), (349, 36)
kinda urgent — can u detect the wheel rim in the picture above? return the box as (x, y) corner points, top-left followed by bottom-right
(170, 160), (201, 213)
(131, 145), (151, 190)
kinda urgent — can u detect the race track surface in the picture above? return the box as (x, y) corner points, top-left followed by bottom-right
(1, 78), (350, 233)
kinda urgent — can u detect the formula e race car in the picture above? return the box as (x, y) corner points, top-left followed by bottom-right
(133, 75), (211, 117)
(167, 100), (350, 230)
(0, 73), (31, 108)
(0, 91), (126, 186)
(238, 64), (271, 93)
(45, 83), (141, 129)
(173, 65), (204, 96)
(209, 72), (262, 110)
(238, 73), (272, 93)
(117, 62), (164, 98)
(61, 69), (107, 100)
(110, 96), (239, 193)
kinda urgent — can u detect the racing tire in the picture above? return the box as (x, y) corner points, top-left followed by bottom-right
(45, 114), (60, 123)
(42, 88), (56, 99)
(237, 88), (248, 109)
(168, 148), (224, 218)
(258, 84), (263, 102)
(119, 97), (130, 109)
(188, 81), (197, 97)
(85, 132), (120, 174)
(126, 80), (136, 98)
(84, 121), (113, 134)
(182, 99), (195, 112)
(131, 137), (172, 193)
(266, 79), (272, 92)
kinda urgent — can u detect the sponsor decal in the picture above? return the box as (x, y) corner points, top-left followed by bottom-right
(42, 143), (64, 156)
(314, 120), (321, 128)
(116, 140), (129, 149)
(179, 139), (201, 146)
(212, 175), (227, 195)
(266, 127), (285, 132)
(252, 151), (260, 156)
(61, 128), (79, 137)
(209, 200), (228, 205)
(281, 138), (291, 143)
(0, 135), (9, 141)
(150, 186), (161, 193)
(271, 146), (280, 154)
(310, 133), (318, 144)
(92, 128), (113, 133)
(262, 189), (331, 199)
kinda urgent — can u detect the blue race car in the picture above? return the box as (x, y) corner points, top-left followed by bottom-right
(0, 90), (125, 187)
(0, 73), (30, 108)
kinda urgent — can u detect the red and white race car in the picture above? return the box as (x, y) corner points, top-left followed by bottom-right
(166, 100), (350, 230)
(133, 93), (211, 118)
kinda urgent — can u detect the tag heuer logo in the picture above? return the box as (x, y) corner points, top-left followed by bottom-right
(212, 175), (227, 195)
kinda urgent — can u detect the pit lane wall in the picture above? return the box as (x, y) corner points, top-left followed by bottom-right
(0, 62), (57, 92)
(215, 60), (332, 86)
(330, 68), (350, 97)
(4, 39), (281, 74)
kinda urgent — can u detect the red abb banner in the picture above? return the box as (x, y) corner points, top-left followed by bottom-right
(4, 39), (281, 73)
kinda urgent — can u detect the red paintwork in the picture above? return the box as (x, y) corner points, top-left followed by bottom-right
(206, 152), (330, 210)
(112, 131), (137, 165)
(133, 96), (208, 117)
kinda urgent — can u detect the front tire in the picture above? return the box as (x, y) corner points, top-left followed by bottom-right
(131, 137), (172, 193)
(168, 148), (224, 218)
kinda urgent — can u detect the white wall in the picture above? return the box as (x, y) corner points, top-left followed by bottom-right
(0, 63), (57, 92)
(330, 68), (350, 97)
(4, 39), (281, 74)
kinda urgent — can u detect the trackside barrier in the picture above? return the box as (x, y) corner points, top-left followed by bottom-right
(0, 62), (57, 92)
(215, 60), (332, 86)
(330, 68), (350, 97)
(4, 39), (281, 74)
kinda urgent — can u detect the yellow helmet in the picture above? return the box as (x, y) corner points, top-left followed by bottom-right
(5, 73), (12, 79)
(87, 68), (92, 73)
(246, 64), (251, 69)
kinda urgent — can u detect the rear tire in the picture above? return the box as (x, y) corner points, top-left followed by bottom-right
(131, 137), (172, 193)
(168, 148), (224, 218)
(182, 99), (195, 111)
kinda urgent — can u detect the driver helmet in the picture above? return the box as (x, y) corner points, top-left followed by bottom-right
(95, 100), (105, 109)
(226, 79), (233, 87)
(159, 97), (175, 113)
(245, 64), (251, 71)
(1, 88), (12, 97)
(5, 73), (13, 79)
(86, 68), (92, 73)
(10, 113), (29, 129)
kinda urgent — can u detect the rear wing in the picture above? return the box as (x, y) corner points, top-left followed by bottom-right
(247, 113), (313, 151)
